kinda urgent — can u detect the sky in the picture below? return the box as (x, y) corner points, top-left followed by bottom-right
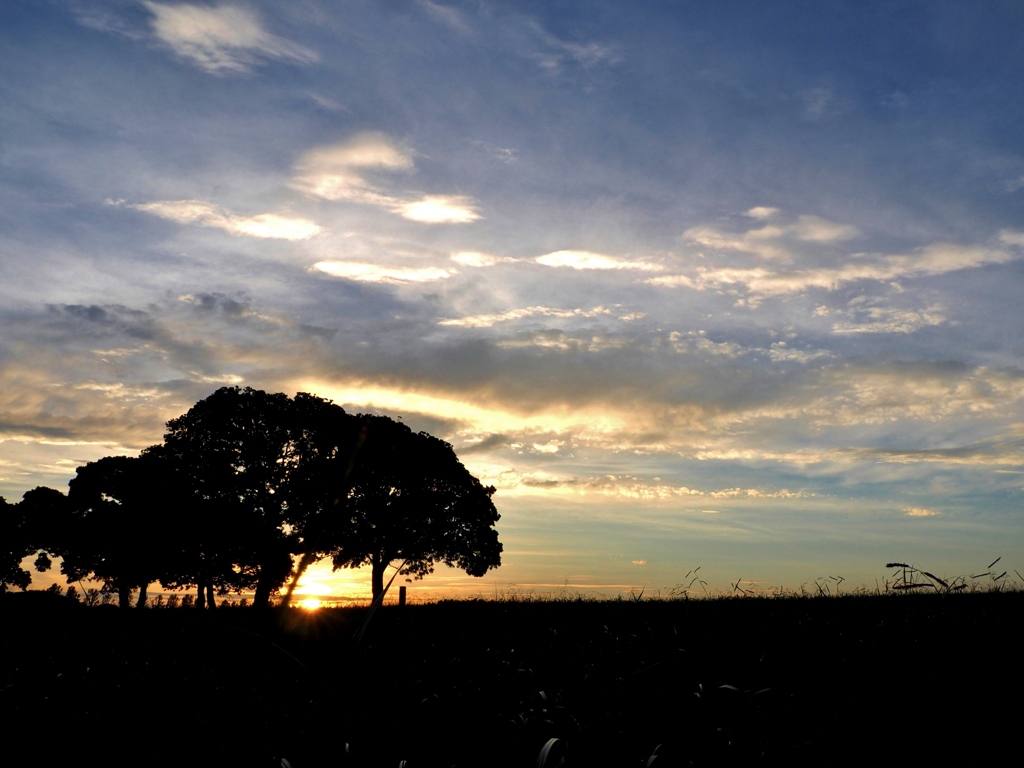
(3, 0), (1024, 598)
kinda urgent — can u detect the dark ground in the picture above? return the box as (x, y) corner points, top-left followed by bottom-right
(2, 590), (1021, 767)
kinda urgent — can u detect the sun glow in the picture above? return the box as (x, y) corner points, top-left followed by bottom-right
(299, 598), (322, 610)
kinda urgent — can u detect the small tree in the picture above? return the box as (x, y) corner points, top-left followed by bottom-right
(322, 414), (502, 599)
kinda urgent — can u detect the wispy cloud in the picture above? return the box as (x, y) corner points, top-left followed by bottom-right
(450, 251), (517, 267)
(529, 23), (620, 75)
(536, 250), (662, 271)
(292, 133), (481, 223)
(439, 305), (639, 328)
(683, 215), (860, 261)
(311, 261), (455, 283)
(829, 305), (946, 335)
(651, 241), (1015, 300)
(417, 0), (471, 35)
(144, 2), (317, 74)
(119, 199), (322, 240)
(903, 507), (939, 517)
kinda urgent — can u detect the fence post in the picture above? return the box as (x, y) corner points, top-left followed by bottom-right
(399, 586), (407, 607)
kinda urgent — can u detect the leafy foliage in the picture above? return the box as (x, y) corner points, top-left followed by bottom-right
(323, 413), (502, 598)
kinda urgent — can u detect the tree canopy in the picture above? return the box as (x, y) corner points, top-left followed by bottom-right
(323, 414), (502, 599)
(57, 455), (185, 607)
(9, 386), (502, 604)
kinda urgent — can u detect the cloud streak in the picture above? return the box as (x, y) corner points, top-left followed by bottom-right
(292, 133), (481, 223)
(144, 2), (317, 74)
(536, 250), (662, 271)
(121, 199), (323, 240)
(651, 241), (1016, 300)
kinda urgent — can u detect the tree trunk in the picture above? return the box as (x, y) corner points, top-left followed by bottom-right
(136, 582), (149, 608)
(196, 583), (206, 609)
(206, 583), (216, 609)
(118, 582), (131, 609)
(253, 577), (271, 609)
(371, 558), (385, 601)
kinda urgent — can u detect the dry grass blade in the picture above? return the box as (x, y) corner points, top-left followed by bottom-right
(536, 737), (566, 768)
(988, 556), (1002, 569)
(922, 572), (948, 588)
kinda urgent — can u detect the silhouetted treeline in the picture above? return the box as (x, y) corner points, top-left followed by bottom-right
(0, 386), (501, 607)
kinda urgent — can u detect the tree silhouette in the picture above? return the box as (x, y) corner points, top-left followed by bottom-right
(160, 387), (315, 608)
(1, 496), (33, 591)
(4, 486), (70, 591)
(140, 442), (254, 609)
(322, 414), (502, 599)
(64, 455), (178, 608)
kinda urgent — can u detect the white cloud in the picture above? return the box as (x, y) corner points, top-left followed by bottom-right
(439, 305), (626, 328)
(124, 199), (322, 240)
(998, 229), (1024, 246)
(397, 195), (481, 224)
(830, 306), (946, 335)
(746, 206), (779, 219)
(651, 242), (1014, 299)
(292, 134), (481, 224)
(668, 331), (745, 358)
(291, 133), (413, 201)
(767, 342), (832, 363)
(903, 507), (939, 517)
(684, 215), (859, 261)
(450, 251), (517, 267)
(144, 2), (317, 74)
(789, 216), (860, 242)
(535, 250), (663, 271)
(311, 261), (455, 283)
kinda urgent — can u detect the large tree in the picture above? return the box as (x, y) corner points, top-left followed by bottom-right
(159, 386), (335, 608)
(63, 455), (179, 608)
(322, 414), (502, 599)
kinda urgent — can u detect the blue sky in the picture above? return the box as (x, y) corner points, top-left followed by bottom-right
(3, 0), (1024, 596)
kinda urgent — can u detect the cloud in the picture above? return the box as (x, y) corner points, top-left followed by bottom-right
(903, 507), (939, 517)
(999, 229), (1024, 246)
(397, 195), (481, 224)
(292, 134), (481, 224)
(667, 331), (745, 358)
(417, 0), (471, 34)
(291, 133), (414, 201)
(683, 215), (860, 261)
(535, 250), (663, 271)
(800, 85), (836, 120)
(631, 560), (647, 566)
(651, 241), (1015, 299)
(767, 343), (832, 363)
(144, 2), (317, 74)
(830, 305), (946, 335)
(439, 305), (635, 328)
(122, 199), (322, 240)
(529, 24), (620, 75)
(311, 261), (455, 283)
(450, 251), (517, 267)
(497, 330), (633, 353)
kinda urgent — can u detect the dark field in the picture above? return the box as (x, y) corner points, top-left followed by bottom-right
(2, 591), (1021, 767)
